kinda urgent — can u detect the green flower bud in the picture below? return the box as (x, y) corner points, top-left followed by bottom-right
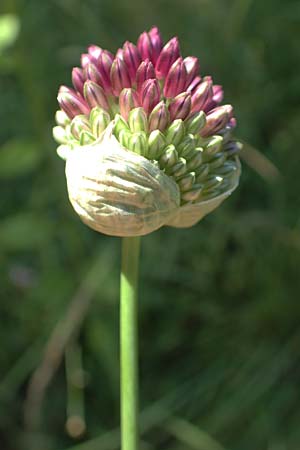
(207, 152), (227, 170)
(90, 107), (111, 137)
(128, 107), (148, 133)
(159, 145), (178, 169)
(70, 115), (91, 140)
(55, 110), (70, 127)
(114, 114), (130, 138)
(177, 172), (196, 192)
(181, 185), (203, 202)
(165, 119), (185, 146)
(118, 129), (132, 148)
(214, 160), (238, 176)
(177, 133), (196, 157)
(186, 148), (203, 171)
(195, 164), (210, 182)
(169, 157), (187, 178)
(204, 135), (223, 156)
(80, 131), (95, 145)
(184, 111), (206, 134)
(53, 126), (68, 144)
(128, 132), (148, 156)
(148, 130), (166, 159)
(203, 174), (223, 190)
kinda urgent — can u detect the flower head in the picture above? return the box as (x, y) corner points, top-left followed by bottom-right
(53, 27), (241, 236)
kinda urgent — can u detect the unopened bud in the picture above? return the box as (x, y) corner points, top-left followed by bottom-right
(183, 57), (200, 86)
(128, 132), (148, 156)
(114, 114), (130, 137)
(201, 105), (233, 137)
(191, 80), (213, 113)
(119, 88), (139, 120)
(55, 110), (70, 127)
(169, 92), (191, 121)
(181, 185), (202, 202)
(177, 134), (196, 157)
(72, 67), (85, 94)
(97, 50), (114, 93)
(137, 27), (163, 65)
(148, 130), (166, 159)
(186, 148), (203, 171)
(136, 59), (156, 93)
(70, 115), (91, 140)
(140, 79), (160, 114)
(159, 145), (178, 169)
(203, 174), (223, 190)
(207, 152), (227, 170)
(90, 107), (111, 137)
(177, 172), (196, 192)
(155, 37), (180, 79)
(214, 161), (239, 176)
(53, 126), (68, 144)
(123, 41), (141, 83)
(83, 81), (109, 110)
(58, 90), (90, 119)
(165, 119), (185, 146)
(118, 129), (132, 148)
(184, 111), (206, 134)
(80, 130), (95, 145)
(195, 164), (209, 182)
(169, 157), (187, 178)
(128, 107), (148, 132)
(148, 101), (169, 132)
(110, 58), (131, 96)
(85, 63), (102, 85)
(223, 140), (242, 156)
(186, 75), (202, 93)
(204, 135), (223, 156)
(163, 58), (187, 98)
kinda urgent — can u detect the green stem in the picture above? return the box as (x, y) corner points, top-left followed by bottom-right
(120, 236), (141, 450)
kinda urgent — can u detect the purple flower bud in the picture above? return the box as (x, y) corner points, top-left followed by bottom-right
(116, 48), (124, 60)
(203, 84), (224, 112)
(155, 37), (180, 79)
(84, 63), (102, 85)
(97, 50), (114, 93)
(136, 59), (156, 93)
(88, 45), (102, 60)
(81, 53), (90, 68)
(148, 27), (163, 64)
(57, 90), (90, 119)
(201, 105), (233, 137)
(72, 68), (85, 94)
(137, 27), (163, 65)
(191, 80), (213, 113)
(110, 58), (131, 96)
(186, 76), (202, 93)
(119, 88), (139, 120)
(163, 57), (187, 98)
(149, 101), (169, 131)
(83, 81), (110, 111)
(140, 78), (161, 114)
(169, 92), (191, 121)
(183, 57), (200, 86)
(212, 85), (224, 103)
(123, 41), (141, 83)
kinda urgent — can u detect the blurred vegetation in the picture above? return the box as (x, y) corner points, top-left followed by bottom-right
(1, 0), (300, 449)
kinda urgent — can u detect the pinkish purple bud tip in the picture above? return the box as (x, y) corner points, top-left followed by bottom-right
(56, 26), (237, 141)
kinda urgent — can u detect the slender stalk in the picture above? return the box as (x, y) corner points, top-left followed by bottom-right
(120, 236), (141, 450)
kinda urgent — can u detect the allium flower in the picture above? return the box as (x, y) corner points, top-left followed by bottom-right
(53, 27), (241, 236)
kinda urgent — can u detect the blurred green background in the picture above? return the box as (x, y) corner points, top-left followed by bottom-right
(1, 0), (300, 449)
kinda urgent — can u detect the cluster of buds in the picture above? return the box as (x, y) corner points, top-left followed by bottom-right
(54, 27), (241, 236)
